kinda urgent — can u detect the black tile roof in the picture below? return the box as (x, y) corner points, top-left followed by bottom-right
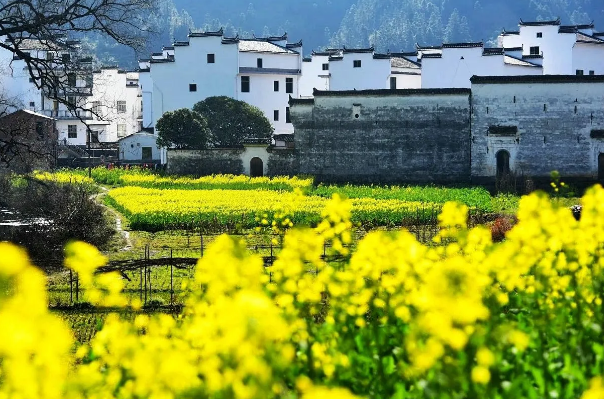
(595, 32), (604, 37)
(442, 42), (483, 48)
(421, 53), (442, 59)
(173, 41), (190, 47)
(483, 47), (505, 55)
(189, 27), (224, 38)
(163, 46), (174, 50)
(312, 88), (471, 97)
(289, 97), (314, 105)
(373, 53), (391, 59)
(501, 29), (520, 35)
(471, 75), (604, 84)
(222, 37), (239, 45)
(416, 44), (443, 50)
(519, 18), (561, 26)
(312, 49), (341, 56)
(342, 46), (374, 53)
(239, 67), (301, 75)
(273, 134), (295, 142)
(523, 54), (543, 59)
(503, 47), (523, 52)
(391, 51), (418, 57)
(303, 57), (312, 62)
(286, 40), (302, 48)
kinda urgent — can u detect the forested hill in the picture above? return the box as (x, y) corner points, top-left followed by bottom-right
(331, 0), (604, 50)
(96, 0), (604, 68)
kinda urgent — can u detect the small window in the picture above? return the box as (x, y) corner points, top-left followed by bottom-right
(274, 80), (279, 92)
(207, 54), (215, 63)
(353, 60), (362, 68)
(257, 58), (263, 68)
(274, 110), (279, 121)
(536, 32), (543, 38)
(62, 53), (70, 63)
(68, 73), (76, 87)
(92, 101), (101, 115)
(46, 52), (54, 61)
(67, 125), (77, 139)
(285, 107), (291, 123)
(189, 83), (197, 92)
(589, 70), (595, 76)
(241, 76), (250, 93)
(117, 124), (126, 138)
(67, 96), (76, 107)
(29, 101), (35, 108)
(36, 122), (44, 139)
(322, 63), (329, 71)
(389, 76), (397, 90)
(576, 69), (584, 76)
(529, 46), (540, 55)
(286, 77), (293, 94)
(117, 100), (127, 113)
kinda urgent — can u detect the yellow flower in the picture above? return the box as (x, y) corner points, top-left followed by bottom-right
(471, 365), (491, 384)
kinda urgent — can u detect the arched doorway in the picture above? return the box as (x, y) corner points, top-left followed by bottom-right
(496, 150), (510, 179)
(250, 157), (264, 177)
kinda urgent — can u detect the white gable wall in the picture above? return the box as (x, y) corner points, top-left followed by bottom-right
(329, 53), (390, 90)
(300, 55), (330, 96)
(573, 43), (604, 75)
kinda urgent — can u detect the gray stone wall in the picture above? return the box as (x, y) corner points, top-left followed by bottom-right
(471, 77), (604, 183)
(267, 148), (299, 176)
(291, 90), (472, 184)
(167, 149), (244, 175)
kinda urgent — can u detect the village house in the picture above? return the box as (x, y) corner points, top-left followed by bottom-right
(498, 19), (604, 76)
(299, 48), (421, 94)
(0, 37), (142, 149)
(141, 28), (303, 162)
(0, 109), (57, 172)
(419, 42), (543, 88)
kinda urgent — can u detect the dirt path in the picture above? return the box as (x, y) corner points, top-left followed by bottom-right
(91, 187), (132, 251)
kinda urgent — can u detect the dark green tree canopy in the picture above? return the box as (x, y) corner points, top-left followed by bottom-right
(193, 96), (274, 148)
(155, 108), (210, 149)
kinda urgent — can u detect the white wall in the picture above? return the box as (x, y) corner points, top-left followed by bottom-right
(139, 67), (153, 129)
(237, 73), (296, 134)
(239, 51), (299, 70)
(329, 53), (391, 90)
(422, 47), (541, 89)
(151, 37), (239, 130)
(573, 43), (604, 75)
(300, 55), (330, 96)
(89, 69), (141, 143)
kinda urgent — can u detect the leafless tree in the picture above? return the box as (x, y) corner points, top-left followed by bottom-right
(0, 0), (160, 165)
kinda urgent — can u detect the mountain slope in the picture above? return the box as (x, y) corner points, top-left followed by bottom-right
(330, 0), (604, 51)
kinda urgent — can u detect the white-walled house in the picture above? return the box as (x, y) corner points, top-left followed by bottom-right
(420, 42), (542, 89)
(298, 48), (421, 93)
(145, 28), (304, 163)
(299, 51), (332, 97)
(498, 19), (604, 75)
(0, 37), (141, 147)
(118, 132), (161, 163)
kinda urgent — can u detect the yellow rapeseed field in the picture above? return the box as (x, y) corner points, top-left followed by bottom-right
(106, 186), (440, 231)
(2, 187), (604, 398)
